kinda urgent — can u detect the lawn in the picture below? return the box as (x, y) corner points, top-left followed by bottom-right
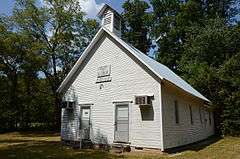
(0, 132), (239, 159)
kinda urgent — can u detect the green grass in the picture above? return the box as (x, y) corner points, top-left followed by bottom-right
(0, 132), (239, 159)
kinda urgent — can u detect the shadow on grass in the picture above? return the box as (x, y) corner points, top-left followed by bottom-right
(0, 139), (36, 143)
(0, 131), (59, 137)
(18, 131), (59, 137)
(0, 139), (121, 159)
(165, 135), (222, 154)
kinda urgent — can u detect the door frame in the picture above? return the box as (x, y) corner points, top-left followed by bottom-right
(114, 102), (130, 142)
(79, 104), (92, 139)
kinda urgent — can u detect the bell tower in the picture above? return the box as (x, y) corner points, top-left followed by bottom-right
(97, 4), (122, 37)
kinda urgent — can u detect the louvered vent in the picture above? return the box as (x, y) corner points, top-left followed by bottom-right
(104, 16), (111, 25)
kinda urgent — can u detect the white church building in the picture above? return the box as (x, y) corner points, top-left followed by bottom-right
(57, 4), (214, 151)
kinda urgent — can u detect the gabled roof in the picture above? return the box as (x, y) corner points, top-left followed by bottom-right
(57, 27), (210, 102)
(97, 4), (121, 18)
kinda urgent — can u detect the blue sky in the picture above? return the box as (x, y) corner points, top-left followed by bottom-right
(0, 1), (14, 15)
(0, 0), (156, 58)
(0, 0), (125, 18)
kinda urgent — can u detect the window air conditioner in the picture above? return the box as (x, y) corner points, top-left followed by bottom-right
(61, 101), (75, 110)
(135, 96), (152, 105)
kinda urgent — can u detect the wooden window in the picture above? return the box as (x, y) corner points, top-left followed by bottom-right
(199, 107), (202, 124)
(189, 106), (193, 125)
(209, 111), (212, 125)
(174, 100), (179, 124)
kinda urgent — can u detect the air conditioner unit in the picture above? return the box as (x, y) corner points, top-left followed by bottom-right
(61, 101), (75, 109)
(66, 101), (75, 110)
(135, 96), (152, 105)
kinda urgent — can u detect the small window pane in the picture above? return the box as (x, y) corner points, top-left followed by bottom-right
(189, 106), (193, 125)
(209, 111), (212, 125)
(199, 107), (202, 124)
(175, 100), (179, 124)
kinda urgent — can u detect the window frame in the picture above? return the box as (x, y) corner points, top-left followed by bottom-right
(209, 111), (212, 125)
(199, 107), (203, 125)
(174, 100), (179, 124)
(189, 106), (193, 125)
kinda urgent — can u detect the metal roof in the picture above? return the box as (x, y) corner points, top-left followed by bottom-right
(57, 27), (210, 102)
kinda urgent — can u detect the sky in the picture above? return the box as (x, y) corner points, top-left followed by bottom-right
(0, 0), (125, 18)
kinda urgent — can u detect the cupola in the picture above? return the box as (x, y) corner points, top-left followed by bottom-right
(97, 4), (122, 37)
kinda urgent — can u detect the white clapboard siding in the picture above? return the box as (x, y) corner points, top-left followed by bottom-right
(61, 103), (80, 141)
(61, 34), (162, 149)
(161, 82), (214, 149)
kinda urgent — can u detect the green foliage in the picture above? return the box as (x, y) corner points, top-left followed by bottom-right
(122, 0), (152, 54)
(0, 0), (99, 131)
(13, 0), (99, 129)
(151, 0), (238, 72)
(150, 0), (182, 72)
(150, 0), (240, 135)
(219, 52), (240, 135)
(178, 18), (240, 135)
(0, 16), (54, 131)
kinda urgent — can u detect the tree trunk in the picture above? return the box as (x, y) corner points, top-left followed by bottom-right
(8, 71), (18, 130)
(51, 53), (62, 130)
(54, 93), (61, 131)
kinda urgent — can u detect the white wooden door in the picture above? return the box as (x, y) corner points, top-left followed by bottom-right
(114, 104), (129, 142)
(80, 107), (90, 139)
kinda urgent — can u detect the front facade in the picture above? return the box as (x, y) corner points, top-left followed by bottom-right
(58, 5), (214, 151)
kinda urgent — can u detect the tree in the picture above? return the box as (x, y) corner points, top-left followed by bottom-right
(179, 18), (240, 134)
(150, 0), (238, 72)
(122, 0), (152, 54)
(150, 0), (181, 72)
(0, 17), (46, 130)
(10, 0), (99, 129)
(151, 0), (240, 135)
(219, 52), (240, 135)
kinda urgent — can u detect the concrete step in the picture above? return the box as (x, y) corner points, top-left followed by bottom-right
(81, 139), (93, 149)
(112, 142), (131, 153)
(72, 139), (93, 149)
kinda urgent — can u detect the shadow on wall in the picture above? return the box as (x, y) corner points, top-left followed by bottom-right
(140, 105), (154, 121)
(62, 109), (76, 140)
(165, 135), (222, 154)
(62, 86), (79, 141)
(92, 129), (110, 150)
